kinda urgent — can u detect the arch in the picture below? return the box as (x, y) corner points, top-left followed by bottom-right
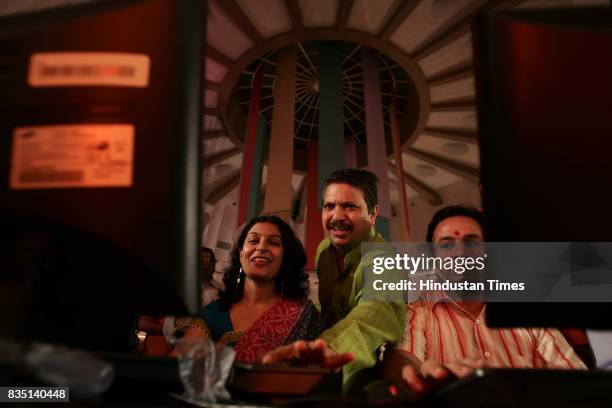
(215, 28), (430, 154)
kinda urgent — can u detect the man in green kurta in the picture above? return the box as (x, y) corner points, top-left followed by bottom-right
(315, 169), (404, 391)
(264, 169), (405, 392)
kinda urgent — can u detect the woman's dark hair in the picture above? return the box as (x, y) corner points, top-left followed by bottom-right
(218, 215), (309, 308)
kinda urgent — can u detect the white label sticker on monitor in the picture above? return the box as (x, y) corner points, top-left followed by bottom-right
(28, 52), (150, 87)
(10, 124), (135, 190)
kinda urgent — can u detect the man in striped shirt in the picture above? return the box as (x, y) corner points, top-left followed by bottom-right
(384, 205), (585, 394)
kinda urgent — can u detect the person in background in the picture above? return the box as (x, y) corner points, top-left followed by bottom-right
(161, 246), (221, 348)
(383, 205), (585, 395)
(184, 215), (321, 363)
(200, 246), (220, 306)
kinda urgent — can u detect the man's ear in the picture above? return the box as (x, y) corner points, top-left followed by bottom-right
(370, 205), (379, 223)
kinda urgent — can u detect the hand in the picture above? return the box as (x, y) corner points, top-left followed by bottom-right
(181, 325), (207, 339)
(261, 339), (354, 371)
(168, 325), (208, 357)
(400, 358), (486, 395)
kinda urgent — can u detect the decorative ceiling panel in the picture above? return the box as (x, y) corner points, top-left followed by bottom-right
(411, 134), (479, 166)
(388, 170), (420, 199)
(389, 181), (420, 200)
(203, 153), (243, 182)
(300, 0), (340, 27)
(427, 111), (477, 131)
(204, 137), (236, 156)
(205, 90), (218, 109)
(347, 0), (401, 35)
(203, 115), (224, 131)
(237, 0), (292, 38)
(399, 154), (462, 190)
(430, 77), (475, 103)
(418, 32), (472, 78)
(215, 153), (243, 171)
(390, 0), (481, 54)
(207, 0), (254, 60)
(205, 58), (228, 83)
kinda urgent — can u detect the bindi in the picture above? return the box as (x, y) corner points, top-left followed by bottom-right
(453, 230), (460, 236)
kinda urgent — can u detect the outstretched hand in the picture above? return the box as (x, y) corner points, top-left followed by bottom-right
(400, 358), (486, 395)
(261, 339), (354, 371)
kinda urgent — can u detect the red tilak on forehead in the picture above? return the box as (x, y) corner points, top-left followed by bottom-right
(454, 230), (460, 236)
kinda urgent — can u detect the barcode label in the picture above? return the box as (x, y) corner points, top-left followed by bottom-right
(19, 170), (83, 183)
(10, 124), (134, 190)
(29, 52), (149, 87)
(40, 64), (136, 78)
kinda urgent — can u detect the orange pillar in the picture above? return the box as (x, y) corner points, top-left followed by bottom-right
(306, 141), (324, 271)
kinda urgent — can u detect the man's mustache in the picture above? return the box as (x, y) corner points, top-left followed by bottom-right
(328, 220), (351, 230)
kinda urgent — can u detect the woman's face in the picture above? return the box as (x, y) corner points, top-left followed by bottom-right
(240, 222), (284, 283)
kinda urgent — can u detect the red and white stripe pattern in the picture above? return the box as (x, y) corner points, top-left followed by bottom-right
(400, 301), (585, 369)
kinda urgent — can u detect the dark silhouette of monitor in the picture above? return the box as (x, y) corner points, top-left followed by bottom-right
(0, 0), (204, 351)
(474, 7), (612, 328)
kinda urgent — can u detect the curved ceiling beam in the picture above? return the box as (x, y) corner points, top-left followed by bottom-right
(422, 127), (478, 144)
(204, 169), (241, 204)
(205, 80), (220, 91)
(284, 0), (304, 37)
(378, 0), (419, 40)
(411, 21), (471, 62)
(336, 0), (354, 29)
(427, 61), (473, 86)
(203, 147), (241, 169)
(203, 130), (225, 140)
(430, 96), (475, 112)
(221, 93), (246, 150)
(410, 0), (493, 61)
(207, 45), (233, 67)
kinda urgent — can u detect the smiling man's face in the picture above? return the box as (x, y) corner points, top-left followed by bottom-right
(322, 182), (378, 254)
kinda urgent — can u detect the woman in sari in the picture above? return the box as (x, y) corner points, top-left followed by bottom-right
(194, 215), (321, 363)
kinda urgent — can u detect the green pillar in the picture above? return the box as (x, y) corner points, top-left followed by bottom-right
(247, 117), (268, 222)
(376, 217), (390, 241)
(317, 42), (345, 203)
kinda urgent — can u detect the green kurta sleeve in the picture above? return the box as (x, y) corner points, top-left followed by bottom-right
(319, 251), (405, 391)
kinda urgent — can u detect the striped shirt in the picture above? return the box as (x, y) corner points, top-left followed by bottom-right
(399, 300), (585, 369)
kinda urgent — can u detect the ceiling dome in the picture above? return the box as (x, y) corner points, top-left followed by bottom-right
(236, 40), (418, 151)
